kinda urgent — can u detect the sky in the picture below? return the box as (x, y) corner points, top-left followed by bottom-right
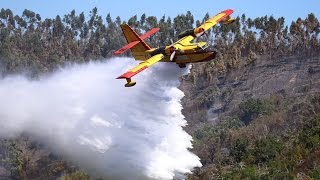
(1, 0), (319, 24)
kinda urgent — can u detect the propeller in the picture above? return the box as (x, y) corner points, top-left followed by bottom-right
(169, 39), (176, 61)
(194, 22), (210, 43)
(195, 28), (205, 37)
(168, 39), (185, 61)
(197, 17), (210, 38)
(170, 50), (176, 61)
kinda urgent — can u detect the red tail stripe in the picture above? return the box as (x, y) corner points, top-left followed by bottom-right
(114, 41), (139, 55)
(114, 26), (160, 55)
(140, 28), (160, 40)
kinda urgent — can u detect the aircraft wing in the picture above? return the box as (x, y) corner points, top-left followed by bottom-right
(175, 9), (234, 46)
(117, 54), (164, 79)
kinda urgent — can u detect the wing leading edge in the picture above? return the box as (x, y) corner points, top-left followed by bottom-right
(176, 9), (234, 46)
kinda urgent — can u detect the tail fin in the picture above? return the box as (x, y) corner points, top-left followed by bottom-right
(115, 24), (159, 60)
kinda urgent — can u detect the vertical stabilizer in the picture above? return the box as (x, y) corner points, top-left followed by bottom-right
(120, 24), (151, 60)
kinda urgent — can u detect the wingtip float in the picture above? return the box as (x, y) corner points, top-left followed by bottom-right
(116, 76), (136, 87)
(114, 9), (235, 87)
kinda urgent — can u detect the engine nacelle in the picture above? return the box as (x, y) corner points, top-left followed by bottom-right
(178, 27), (205, 39)
(149, 46), (166, 56)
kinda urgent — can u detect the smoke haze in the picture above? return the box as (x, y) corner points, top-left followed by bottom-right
(0, 58), (201, 179)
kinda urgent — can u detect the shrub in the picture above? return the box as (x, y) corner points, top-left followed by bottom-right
(299, 115), (320, 151)
(239, 98), (275, 124)
(253, 137), (283, 163)
(59, 171), (89, 180)
(230, 139), (248, 162)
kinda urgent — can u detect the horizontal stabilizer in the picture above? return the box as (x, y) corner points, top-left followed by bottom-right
(140, 28), (160, 40)
(114, 27), (160, 55)
(114, 41), (139, 55)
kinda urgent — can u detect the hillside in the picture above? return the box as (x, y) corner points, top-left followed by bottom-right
(0, 7), (319, 180)
(181, 54), (320, 130)
(182, 54), (320, 179)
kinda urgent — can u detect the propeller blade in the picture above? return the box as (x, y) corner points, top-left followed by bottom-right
(196, 31), (205, 37)
(170, 50), (176, 61)
(170, 38), (174, 45)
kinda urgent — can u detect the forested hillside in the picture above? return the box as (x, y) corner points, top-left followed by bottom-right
(1, 7), (318, 75)
(0, 7), (319, 179)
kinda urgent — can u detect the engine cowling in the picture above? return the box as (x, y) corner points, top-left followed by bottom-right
(149, 46), (177, 57)
(193, 27), (205, 37)
(177, 27), (205, 39)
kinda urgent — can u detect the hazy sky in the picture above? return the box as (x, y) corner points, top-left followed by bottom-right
(1, 0), (319, 24)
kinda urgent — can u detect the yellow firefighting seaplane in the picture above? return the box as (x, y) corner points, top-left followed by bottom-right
(114, 9), (235, 87)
